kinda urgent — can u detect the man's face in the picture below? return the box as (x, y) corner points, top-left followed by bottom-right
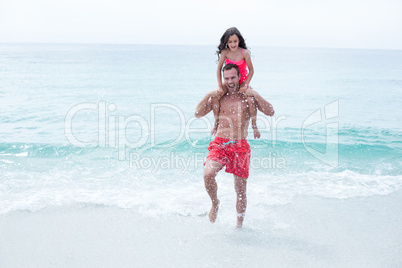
(223, 68), (239, 94)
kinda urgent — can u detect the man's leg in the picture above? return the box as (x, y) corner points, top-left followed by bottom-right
(234, 175), (247, 228)
(204, 160), (223, 223)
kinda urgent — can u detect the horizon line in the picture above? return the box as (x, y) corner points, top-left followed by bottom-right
(0, 41), (401, 52)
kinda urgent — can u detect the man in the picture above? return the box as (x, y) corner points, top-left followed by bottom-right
(195, 63), (275, 228)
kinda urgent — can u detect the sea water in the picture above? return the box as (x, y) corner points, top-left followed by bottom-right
(0, 43), (401, 267)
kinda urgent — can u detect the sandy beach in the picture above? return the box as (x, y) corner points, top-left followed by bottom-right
(1, 191), (401, 267)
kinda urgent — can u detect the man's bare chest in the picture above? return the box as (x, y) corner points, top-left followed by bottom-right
(219, 96), (249, 116)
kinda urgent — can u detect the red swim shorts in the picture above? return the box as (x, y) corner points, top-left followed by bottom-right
(205, 136), (251, 179)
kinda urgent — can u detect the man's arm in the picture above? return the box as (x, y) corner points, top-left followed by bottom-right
(195, 90), (221, 118)
(245, 89), (275, 117)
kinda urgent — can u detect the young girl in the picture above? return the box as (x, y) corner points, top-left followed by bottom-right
(211, 27), (260, 139)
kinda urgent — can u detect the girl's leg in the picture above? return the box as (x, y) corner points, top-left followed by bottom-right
(248, 96), (260, 139)
(211, 86), (227, 135)
(211, 98), (220, 135)
(240, 83), (260, 139)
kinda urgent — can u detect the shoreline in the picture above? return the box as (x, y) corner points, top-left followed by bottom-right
(1, 191), (401, 267)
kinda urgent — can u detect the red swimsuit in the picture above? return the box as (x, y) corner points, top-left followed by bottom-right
(225, 49), (248, 85)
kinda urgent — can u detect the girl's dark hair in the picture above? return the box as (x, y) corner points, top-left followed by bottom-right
(216, 27), (248, 60)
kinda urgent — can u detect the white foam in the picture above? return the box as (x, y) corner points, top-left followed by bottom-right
(1, 167), (402, 218)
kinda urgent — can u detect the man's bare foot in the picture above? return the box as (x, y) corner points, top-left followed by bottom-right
(236, 213), (245, 228)
(209, 199), (220, 223)
(252, 125), (261, 139)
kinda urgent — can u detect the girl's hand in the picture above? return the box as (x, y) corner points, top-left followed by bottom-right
(208, 89), (222, 99)
(239, 84), (249, 94)
(244, 87), (256, 98)
(217, 86), (227, 98)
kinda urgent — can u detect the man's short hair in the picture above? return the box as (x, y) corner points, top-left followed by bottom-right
(222, 63), (240, 77)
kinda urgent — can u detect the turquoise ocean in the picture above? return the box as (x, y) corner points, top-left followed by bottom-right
(0, 43), (401, 267)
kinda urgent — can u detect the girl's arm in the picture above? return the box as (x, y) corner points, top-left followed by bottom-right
(216, 50), (227, 89)
(243, 50), (254, 88)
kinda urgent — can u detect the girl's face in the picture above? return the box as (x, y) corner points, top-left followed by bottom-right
(227, 34), (239, 51)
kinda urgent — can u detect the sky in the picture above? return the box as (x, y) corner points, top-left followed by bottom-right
(1, 0), (402, 50)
